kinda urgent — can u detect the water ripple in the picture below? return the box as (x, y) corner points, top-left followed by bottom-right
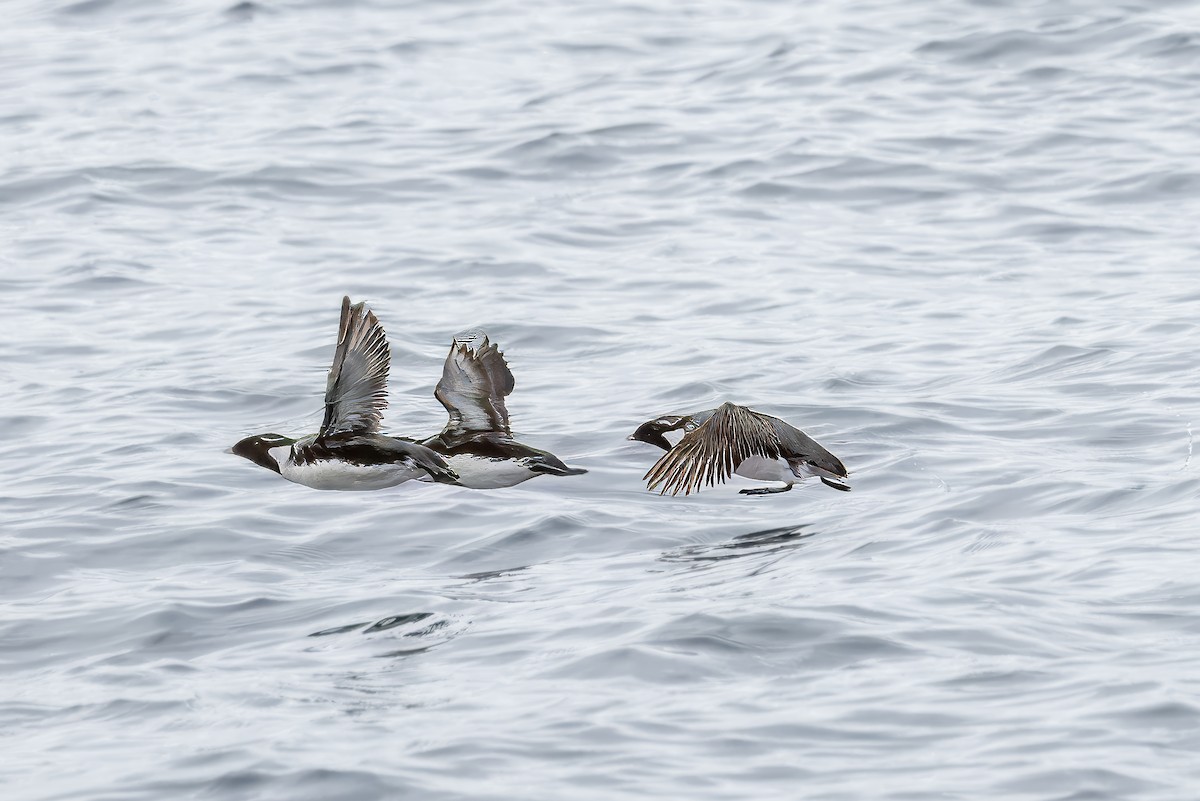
(3, 0), (1200, 799)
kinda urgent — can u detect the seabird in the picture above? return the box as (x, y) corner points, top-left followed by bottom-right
(628, 402), (849, 496)
(231, 297), (459, 490)
(420, 329), (588, 488)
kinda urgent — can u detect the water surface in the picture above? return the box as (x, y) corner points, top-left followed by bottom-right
(3, 1), (1200, 799)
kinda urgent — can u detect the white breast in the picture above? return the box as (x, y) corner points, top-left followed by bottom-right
(275, 447), (426, 491)
(419, 454), (537, 489)
(735, 455), (795, 483)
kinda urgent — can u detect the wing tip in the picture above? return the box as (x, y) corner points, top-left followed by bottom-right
(322, 295), (390, 437)
(446, 328), (514, 394)
(337, 296), (383, 344)
(452, 327), (492, 349)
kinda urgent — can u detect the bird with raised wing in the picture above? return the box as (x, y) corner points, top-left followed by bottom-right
(629, 402), (849, 496)
(231, 297), (459, 490)
(420, 329), (588, 488)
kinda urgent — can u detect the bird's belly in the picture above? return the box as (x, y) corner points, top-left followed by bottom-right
(423, 455), (536, 489)
(735, 456), (793, 483)
(279, 459), (424, 491)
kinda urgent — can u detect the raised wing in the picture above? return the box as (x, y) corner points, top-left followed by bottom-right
(643, 402), (781, 496)
(433, 329), (515, 441)
(319, 296), (390, 437)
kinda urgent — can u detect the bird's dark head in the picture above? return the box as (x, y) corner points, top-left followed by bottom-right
(627, 416), (685, 451)
(230, 433), (295, 474)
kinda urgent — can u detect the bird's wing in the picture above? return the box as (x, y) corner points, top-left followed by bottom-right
(433, 329), (515, 442)
(319, 296), (390, 437)
(643, 402), (782, 496)
(769, 417), (849, 480)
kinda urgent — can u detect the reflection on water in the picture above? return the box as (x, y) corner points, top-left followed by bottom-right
(456, 566), (530, 583)
(308, 612), (464, 661)
(309, 612), (433, 638)
(309, 621), (372, 637)
(363, 613), (434, 633)
(660, 524), (817, 565)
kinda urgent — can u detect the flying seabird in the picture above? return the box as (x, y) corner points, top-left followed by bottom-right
(420, 329), (588, 488)
(230, 297), (459, 490)
(629, 402), (849, 496)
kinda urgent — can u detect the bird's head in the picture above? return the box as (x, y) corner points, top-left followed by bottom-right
(230, 433), (296, 474)
(626, 416), (686, 451)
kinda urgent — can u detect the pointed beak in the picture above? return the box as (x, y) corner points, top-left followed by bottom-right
(224, 447), (235, 455)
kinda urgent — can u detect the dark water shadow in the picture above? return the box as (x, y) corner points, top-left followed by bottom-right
(659, 524), (817, 567)
(363, 612), (434, 633)
(307, 610), (464, 660)
(308, 611), (434, 638)
(456, 565), (530, 583)
(308, 621), (371, 637)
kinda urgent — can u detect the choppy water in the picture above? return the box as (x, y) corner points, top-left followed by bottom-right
(4, 1), (1200, 798)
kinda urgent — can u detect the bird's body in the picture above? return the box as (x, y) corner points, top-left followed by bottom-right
(276, 433), (456, 491)
(231, 297), (459, 491)
(232, 299), (585, 491)
(633, 428), (830, 486)
(420, 438), (574, 489)
(629, 402), (849, 496)
(733, 454), (804, 484)
(419, 329), (587, 489)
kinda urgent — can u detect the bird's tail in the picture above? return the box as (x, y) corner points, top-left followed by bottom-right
(408, 444), (460, 485)
(528, 454), (588, 477)
(796, 452), (850, 492)
(422, 461), (461, 485)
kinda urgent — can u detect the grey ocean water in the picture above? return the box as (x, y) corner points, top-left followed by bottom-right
(3, 0), (1200, 798)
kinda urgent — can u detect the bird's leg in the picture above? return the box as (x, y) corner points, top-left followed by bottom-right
(739, 484), (794, 496)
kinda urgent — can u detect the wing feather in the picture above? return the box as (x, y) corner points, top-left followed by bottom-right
(643, 403), (782, 496)
(433, 329), (515, 441)
(319, 296), (390, 437)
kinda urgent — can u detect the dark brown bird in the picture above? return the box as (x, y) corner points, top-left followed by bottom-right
(629, 402), (849, 496)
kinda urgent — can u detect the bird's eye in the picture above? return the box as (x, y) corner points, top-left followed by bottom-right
(684, 421), (698, 432)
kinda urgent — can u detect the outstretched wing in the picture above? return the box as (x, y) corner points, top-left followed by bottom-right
(433, 329), (515, 441)
(643, 402), (782, 496)
(319, 296), (390, 437)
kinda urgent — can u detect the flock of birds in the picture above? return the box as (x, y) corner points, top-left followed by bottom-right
(232, 297), (851, 496)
